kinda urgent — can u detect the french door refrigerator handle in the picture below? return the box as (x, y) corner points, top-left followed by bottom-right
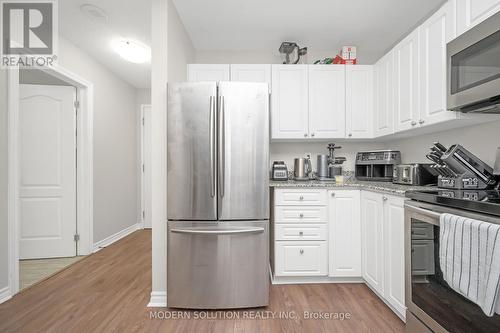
(170, 227), (264, 235)
(218, 96), (225, 198)
(209, 96), (216, 197)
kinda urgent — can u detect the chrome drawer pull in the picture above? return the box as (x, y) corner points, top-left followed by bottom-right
(299, 249), (304, 255)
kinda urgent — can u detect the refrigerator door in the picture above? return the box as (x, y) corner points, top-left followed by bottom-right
(167, 220), (269, 309)
(167, 82), (218, 220)
(217, 82), (270, 220)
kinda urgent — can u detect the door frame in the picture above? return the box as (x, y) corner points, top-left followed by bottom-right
(140, 104), (152, 229)
(7, 64), (94, 297)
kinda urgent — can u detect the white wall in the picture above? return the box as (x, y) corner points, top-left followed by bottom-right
(168, 4), (195, 81)
(0, 69), (9, 293)
(58, 37), (139, 244)
(195, 49), (342, 65)
(383, 120), (500, 166)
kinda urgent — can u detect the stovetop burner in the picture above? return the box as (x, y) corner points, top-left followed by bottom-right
(406, 189), (500, 217)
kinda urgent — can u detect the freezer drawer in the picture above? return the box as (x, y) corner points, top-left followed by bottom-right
(167, 220), (269, 309)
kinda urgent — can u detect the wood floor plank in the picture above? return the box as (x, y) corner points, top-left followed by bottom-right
(0, 230), (405, 333)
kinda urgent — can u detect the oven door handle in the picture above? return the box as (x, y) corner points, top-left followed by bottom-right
(406, 204), (442, 219)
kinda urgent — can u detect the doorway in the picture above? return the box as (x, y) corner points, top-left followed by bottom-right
(140, 104), (152, 229)
(7, 66), (94, 295)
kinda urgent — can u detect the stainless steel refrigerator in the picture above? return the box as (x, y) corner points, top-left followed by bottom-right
(166, 82), (270, 309)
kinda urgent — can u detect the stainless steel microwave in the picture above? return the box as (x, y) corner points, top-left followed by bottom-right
(447, 11), (500, 113)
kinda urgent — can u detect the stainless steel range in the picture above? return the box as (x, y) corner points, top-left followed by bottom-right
(405, 147), (500, 332)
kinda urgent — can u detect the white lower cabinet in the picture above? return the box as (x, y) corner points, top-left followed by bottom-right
(328, 190), (361, 277)
(361, 190), (406, 319)
(273, 189), (328, 277)
(275, 241), (328, 276)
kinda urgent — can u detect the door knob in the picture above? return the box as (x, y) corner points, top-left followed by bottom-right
(300, 249), (304, 255)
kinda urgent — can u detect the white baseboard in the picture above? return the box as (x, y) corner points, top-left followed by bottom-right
(148, 291), (167, 307)
(93, 223), (141, 253)
(0, 286), (12, 305)
(272, 276), (364, 285)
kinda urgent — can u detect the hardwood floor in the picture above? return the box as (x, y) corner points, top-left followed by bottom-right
(20, 256), (84, 290)
(0, 230), (404, 333)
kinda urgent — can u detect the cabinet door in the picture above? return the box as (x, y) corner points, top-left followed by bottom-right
(230, 64), (271, 92)
(383, 195), (406, 319)
(419, 1), (458, 126)
(394, 30), (420, 132)
(187, 64), (230, 82)
(275, 241), (328, 276)
(457, 0), (500, 35)
(308, 65), (346, 139)
(374, 52), (394, 137)
(328, 190), (361, 277)
(361, 191), (384, 295)
(346, 65), (373, 138)
(271, 65), (309, 139)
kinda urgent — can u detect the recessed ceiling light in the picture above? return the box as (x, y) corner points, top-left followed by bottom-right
(80, 4), (108, 23)
(111, 39), (151, 64)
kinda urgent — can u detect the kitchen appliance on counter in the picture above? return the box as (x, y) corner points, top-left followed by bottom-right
(355, 150), (401, 182)
(393, 163), (437, 186)
(447, 11), (500, 114)
(425, 142), (498, 190)
(316, 143), (345, 181)
(167, 82), (269, 309)
(294, 157), (312, 181)
(272, 161), (288, 181)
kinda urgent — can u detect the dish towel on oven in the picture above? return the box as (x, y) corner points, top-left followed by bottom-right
(440, 213), (500, 316)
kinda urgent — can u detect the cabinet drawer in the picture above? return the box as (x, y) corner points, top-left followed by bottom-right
(411, 222), (434, 240)
(275, 241), (328, 276)
(275, 189), (327, 205)
(275, 206), (327, 223)
(275, 224), (327, 241)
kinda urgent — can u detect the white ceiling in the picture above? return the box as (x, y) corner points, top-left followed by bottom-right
(59, 0), (151, 89)
(172, 0), (446, 63)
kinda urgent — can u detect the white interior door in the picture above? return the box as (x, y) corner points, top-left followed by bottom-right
(19, 84), (77, 259)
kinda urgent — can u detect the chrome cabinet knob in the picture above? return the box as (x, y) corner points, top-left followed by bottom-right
(411, 121), (417, 126)
(348, 133), (352, 137)
(383, 196), (388, 201)
(300, 249), (304, 255)
(304, 133), (308, 137)
(299, 196), (304, 200)
(331, 192), (335, 197)
(299, 213), (304, 218)
(311, 133), (315, 137)
(299, 231), (304, 236)
(419, 119), (425, 125)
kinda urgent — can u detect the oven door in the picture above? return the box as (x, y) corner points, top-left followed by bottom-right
(405, 202), (500, 332)
(447, 11), (500, 113)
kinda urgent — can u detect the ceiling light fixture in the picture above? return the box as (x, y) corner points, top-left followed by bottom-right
(80, 4), (108, 23)
(111, 39), (151, 64)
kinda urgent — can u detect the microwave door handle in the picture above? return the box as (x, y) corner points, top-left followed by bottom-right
(209, 96), (216, 197)
(170, 228), (264, 235)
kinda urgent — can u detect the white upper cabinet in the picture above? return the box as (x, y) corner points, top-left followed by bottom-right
(328, 190), (361, 277)
(419, 0), (458, 126)
(308, 65), (346, 139)
(346, 65), (373, 138)
(187, 64), (230, 82)
(457, 0), (500, 35)
(374, 52), (394, 137)
(394, 29), (420, 132)
(271, 65), (309, 139)
(230, 64), (272, 91)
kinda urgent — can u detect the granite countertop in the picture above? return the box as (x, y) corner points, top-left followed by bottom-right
(269, 179), (437, 196)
